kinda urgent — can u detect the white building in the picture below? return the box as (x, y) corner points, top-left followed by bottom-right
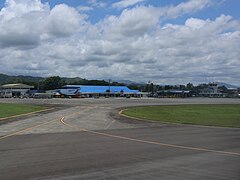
(0, 83), (34, 98)
(199, 83), (225, 97)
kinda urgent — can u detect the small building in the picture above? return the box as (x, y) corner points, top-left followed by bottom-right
(0, 83), (34, 98)
(56, 85), (142, 98)
(199, 83), (225, 97)
(157, 89), (192, 98)
(225, 88), (239, 98)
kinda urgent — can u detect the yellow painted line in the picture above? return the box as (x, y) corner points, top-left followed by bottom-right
(119, 109), (151, 121)
(60, 116), (240, 157)
(119, 109), (170, 124)
(119, 109), (186, 127)
(0, 107), (87, 141)
(0, 118), (57, 140)
(119, 109), (240, 129)
(0, 108), (55, 121)
(119, 109), (182, 125)
(60, 117), (75, 129)
(59, 106), (95, 128)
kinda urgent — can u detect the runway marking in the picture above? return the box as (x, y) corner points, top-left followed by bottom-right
(0, 108), (55, 121)
(0, 118), (57, 140)
(60, 117), (75, 128)
(0, 106), (91, 141)
(119, 109), (151, 121)
(105, 120), (116, 130)
(60, 117), (240, 157)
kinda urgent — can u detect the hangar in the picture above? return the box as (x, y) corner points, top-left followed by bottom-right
(56, 85), (142, 98)
(0, 83), (34, 98)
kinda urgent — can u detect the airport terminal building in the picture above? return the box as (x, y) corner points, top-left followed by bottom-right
(55, 85), (142, 98)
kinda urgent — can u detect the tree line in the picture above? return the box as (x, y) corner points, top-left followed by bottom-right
(0, 73), (236, 92)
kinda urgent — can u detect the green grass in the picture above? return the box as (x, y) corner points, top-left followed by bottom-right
(0, 103), (44, 118)
(123, 104), (240, 128)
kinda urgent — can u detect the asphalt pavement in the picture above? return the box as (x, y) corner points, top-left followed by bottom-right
(0, 98), (239, 179)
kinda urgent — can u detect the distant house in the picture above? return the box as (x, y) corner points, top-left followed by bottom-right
(0, 83), (34, 98)
(157, 89), (192, 98)
(225, 88), (239, 98)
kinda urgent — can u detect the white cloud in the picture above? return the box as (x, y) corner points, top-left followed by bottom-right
(87, 0), (107, 8)
(0, 0), (239, 85)
(98, 6), (160, 39)
(0, 0), (49, 48)
(77, 6), (93, 12)
(99, 0), (215, 40)
(0, 0), (49, 21)
(112, 0), (146, 9)
(185, 18), (208, 29)
(0, 0), (88, 48)
(46, 4), (87, 37)
(165, 0), (213, 18)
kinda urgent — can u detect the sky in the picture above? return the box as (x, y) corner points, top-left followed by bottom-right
(0, 0), (239, 85)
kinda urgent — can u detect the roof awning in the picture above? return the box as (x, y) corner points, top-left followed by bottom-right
(1, 83), (34, 89)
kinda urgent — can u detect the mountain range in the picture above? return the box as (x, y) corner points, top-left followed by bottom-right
(215, 82), (239, 89)
(0, 73), (239, 88)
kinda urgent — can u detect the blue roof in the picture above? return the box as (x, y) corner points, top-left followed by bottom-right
(59, 85), (139, 95)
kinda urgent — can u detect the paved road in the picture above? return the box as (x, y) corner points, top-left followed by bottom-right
(0, 98), (240, 179)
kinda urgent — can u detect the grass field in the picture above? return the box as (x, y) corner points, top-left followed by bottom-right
(122, 104), (240, 128)
(0, 103), (44, 119)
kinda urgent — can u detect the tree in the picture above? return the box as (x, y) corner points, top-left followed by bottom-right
(164, 85), (173, 90)
(42, 76), (65, 90)
(179, 85), (186, 90)
(127, 84), (139, 90)
(186, 83), (194, 90)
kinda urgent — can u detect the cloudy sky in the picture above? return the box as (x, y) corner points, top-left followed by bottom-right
(0, 0), (239, 85)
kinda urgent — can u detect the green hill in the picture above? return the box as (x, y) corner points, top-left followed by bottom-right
(0, 74), (125, 89)
(0, 74), (43, 86)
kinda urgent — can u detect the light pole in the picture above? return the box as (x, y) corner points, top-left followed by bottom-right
(108, 79), (111, 96)
(37, 80), (40, 91)
(148, 80), (150, 97)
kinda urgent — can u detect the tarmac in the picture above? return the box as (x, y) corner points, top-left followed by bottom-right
(0, 97), (239, 179)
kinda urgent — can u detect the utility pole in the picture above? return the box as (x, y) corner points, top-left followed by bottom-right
(108, 79), (111, 96)
(37, 80), (40, 91)
(148, 80), (150, 97)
